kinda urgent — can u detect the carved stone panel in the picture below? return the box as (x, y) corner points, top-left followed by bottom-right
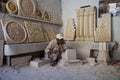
(95, 13), (111, 42)
(64, 18), (75, 40)
(24, 21), (45, 42)
(76, 7), (96, 41)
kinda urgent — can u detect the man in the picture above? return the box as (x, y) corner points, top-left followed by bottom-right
(45, 33), (67, 66)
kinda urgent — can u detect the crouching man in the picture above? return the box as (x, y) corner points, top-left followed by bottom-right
(45, 33), (67, 66)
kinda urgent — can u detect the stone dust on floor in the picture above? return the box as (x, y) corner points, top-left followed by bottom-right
(0, 63), (120, 80)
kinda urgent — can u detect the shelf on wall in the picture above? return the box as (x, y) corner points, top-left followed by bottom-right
(0, 12), (63, 26)
(9, 14), (63, 26)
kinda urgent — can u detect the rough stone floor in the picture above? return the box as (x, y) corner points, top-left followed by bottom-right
(0, 63), (120, 80)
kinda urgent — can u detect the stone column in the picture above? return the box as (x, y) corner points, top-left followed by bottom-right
(89, 7), (96, 41)
(76, 8), (84, 41)
(84, 8), (89, 41)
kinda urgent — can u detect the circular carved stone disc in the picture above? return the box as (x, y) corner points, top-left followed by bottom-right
(20, 0), (35, 16)
(6, 1), (18, 14)
(5, 21), (27, 43)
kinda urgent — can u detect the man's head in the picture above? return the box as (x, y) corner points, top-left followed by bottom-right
(56, 33), (65, 45)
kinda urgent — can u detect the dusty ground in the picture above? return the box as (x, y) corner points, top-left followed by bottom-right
(0, 63), (120, 80)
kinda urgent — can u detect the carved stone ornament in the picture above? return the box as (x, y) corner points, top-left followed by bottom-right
(4, 21), (27, 44)
(18, 0), (36, 18)
(43, 11), (51, 21)
(24, 21), (45, 42)
(36, 9), (44, 20)
(6, 1), (18, 14)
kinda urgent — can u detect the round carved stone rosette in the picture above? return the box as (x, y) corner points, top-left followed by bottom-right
(5, 21), (27, 44)
(6, 1), (18, 14)
(18, 0), (36, 18)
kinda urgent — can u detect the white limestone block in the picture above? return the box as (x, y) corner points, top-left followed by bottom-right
(11, 56), (32, 67)
(86, 57), (96, 66)
(30, 59), (50, 68)
(62, 49), (76, 61)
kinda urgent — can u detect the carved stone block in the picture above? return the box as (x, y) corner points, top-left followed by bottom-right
(30, 59), (50, 67)
(62, 49), (76, 60)
(11, 56), (32, 67)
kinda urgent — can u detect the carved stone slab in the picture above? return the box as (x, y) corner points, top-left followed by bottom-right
(24, 21), (45, 42)
(95, 13), (111, 42)
(11, 56), (32, 67)
(0, 40), (4, 66)
(18, 0), (36, 18)
(76, 7), (96, 41)
(64, 18), (75, 40)
(62, 49), (76, 60)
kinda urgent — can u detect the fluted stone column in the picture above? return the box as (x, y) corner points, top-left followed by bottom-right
(76, 8), (84, 41)
(84, 8), (89, 41)
(89, 7), (96, 41)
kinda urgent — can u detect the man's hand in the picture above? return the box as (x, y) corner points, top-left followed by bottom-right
(48, 49), (58, 54)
